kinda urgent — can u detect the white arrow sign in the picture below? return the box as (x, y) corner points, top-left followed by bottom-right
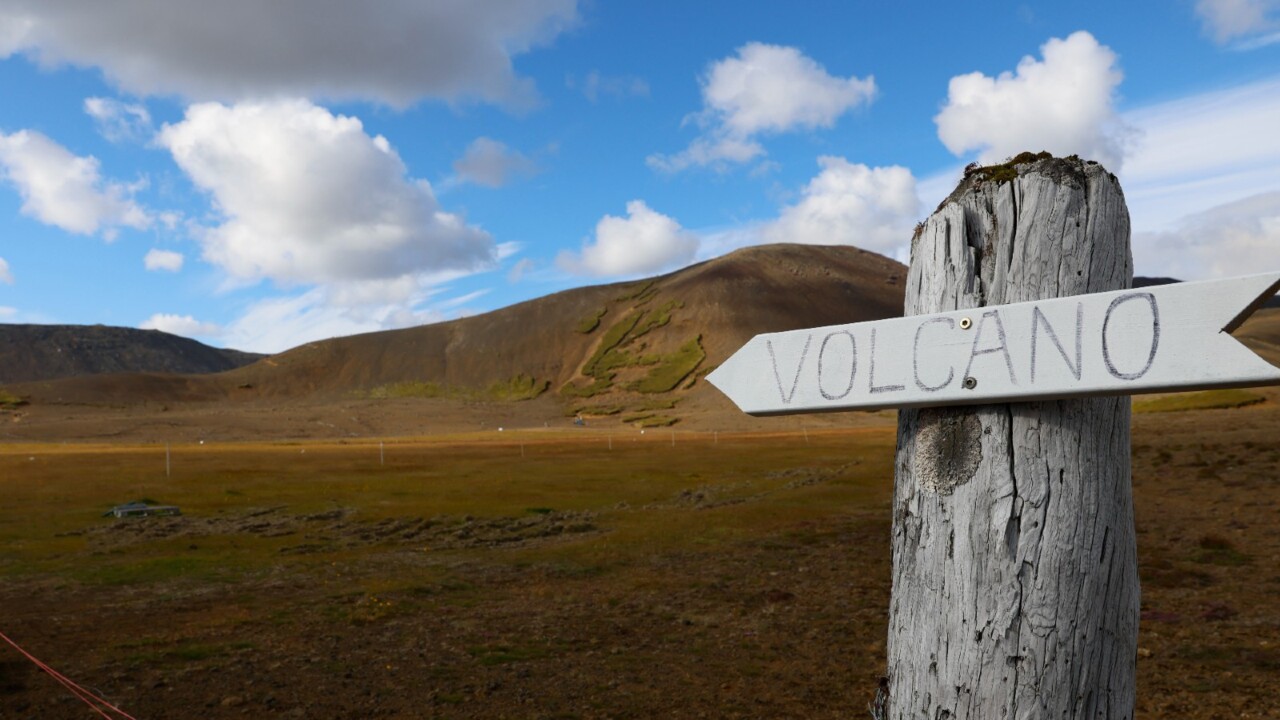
(707, 272), (1280, 416)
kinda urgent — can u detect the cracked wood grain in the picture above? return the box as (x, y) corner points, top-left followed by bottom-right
(887, 157), (1139, 719)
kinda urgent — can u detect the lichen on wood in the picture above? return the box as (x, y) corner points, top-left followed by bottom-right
(912, 408), (983, 495)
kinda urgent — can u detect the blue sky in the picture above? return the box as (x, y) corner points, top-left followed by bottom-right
(1, 1), (1278, 352)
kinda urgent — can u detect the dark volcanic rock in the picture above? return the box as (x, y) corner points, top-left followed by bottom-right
(1134, 276), (1280, 308)
(0, 324), (264, 384)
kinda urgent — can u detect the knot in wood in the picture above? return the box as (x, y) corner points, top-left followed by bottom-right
(912, 408), (983, 495)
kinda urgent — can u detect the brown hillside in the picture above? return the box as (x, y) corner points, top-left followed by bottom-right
(5, 244), (905, 413)
(224, 243), (906, 400)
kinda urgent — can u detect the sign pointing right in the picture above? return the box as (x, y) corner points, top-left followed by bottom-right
(707, 272), (1280, 416)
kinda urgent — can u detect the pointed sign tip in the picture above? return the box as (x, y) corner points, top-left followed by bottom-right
(705, 363), (731, 400)
(705, 365), (722, 388)
(706, 349), (755, 413)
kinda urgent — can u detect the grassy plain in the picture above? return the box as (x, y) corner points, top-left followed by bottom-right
(0, 429), (888, 583)
(1, 428), (897, 718)
(1, 410), (1278, 718)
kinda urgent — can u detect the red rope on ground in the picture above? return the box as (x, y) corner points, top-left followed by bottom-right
(0, 629), (138, 719)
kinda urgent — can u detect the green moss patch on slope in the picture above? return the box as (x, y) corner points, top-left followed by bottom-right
(582, 311), (645, 377)
(575, 307), (608, 334)
(0, 387), (27, 409)
(629, 336), (705, 394)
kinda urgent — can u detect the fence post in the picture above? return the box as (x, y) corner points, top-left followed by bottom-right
(886, 156), (1138, 718)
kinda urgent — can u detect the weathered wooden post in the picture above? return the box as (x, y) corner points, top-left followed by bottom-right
(705, 153), (1280, 718)
(887, 155), (1137, 718)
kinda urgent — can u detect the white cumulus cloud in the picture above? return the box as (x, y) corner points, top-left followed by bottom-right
(452, 137), (536, 188)
(84, 97), (152, 142)
(140, 313), (222, 339)
(763, 158), (919, 257)
(702, 43), (877, 137)
(0, 256), (12, 284)
(935, 31), (1132, 170)
(647, 136), (765, 174)
(0, 129), (150, 237)
(156, 99), (496, 287)
(507, 257), (535, 283)
(648, 43), (875, 172)
(1195, 0), (1280, 46)
(558, 200), (698, 277)
(143, 248), (184, 272)
(0, 0), (578, 108)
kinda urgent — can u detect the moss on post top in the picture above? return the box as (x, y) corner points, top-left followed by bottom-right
(936, 151), (1116, 214)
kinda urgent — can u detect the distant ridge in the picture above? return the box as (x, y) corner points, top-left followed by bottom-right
(1134, 276), (1280, 308)
(1131, 277), (1180, 288)
(0, 324), (264, 384)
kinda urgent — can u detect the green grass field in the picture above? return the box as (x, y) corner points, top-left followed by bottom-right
(1133, 388), (1266, 413)
(0, 429), (895, 589)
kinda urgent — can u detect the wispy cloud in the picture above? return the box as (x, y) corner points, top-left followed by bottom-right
(1133, 191), (1280, 280)
(84, 97), (153, 142)
(1194, 0), (1280, 46)
(437, 289), (491, 309)
(567, 70), (649, 102)
(1121, 76), (1280, 235)
(451, 137), (537, 188)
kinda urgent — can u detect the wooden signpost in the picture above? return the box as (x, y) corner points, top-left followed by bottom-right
(708, 272), (1280, 415)
(707, 156), (1280, 719)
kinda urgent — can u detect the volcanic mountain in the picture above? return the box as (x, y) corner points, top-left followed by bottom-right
(3, 244), (905, 415)
(5, 244), (1276, 441)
